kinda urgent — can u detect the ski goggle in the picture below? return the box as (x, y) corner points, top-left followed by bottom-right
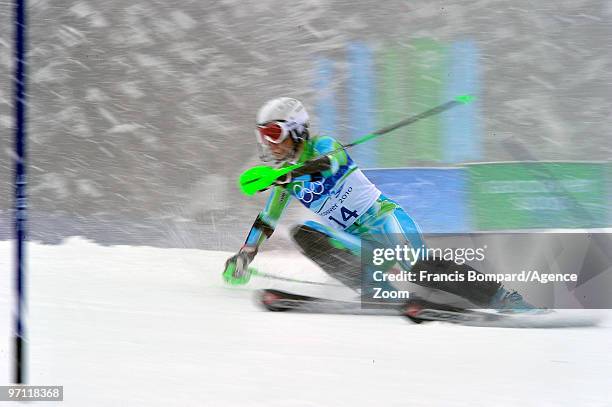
(256, 121), (290, 144)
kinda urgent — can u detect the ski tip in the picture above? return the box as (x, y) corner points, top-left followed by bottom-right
(455, 94), (474, 104)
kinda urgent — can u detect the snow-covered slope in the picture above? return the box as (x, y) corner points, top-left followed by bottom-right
(0, 238), (611, 406)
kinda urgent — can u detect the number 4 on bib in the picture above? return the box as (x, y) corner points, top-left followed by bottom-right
(329, 206), (358, 228)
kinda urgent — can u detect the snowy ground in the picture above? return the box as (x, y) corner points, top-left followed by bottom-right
(1, 238), (611, 407)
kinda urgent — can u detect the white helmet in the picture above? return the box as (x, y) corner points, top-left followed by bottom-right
(255, 97), (310, 162)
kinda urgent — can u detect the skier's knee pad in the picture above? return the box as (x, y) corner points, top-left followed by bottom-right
(291, 221), (360, 253)
(290, 224), (321, 248)
(291, 223), (344, 256)
(290, 223), (362, 290)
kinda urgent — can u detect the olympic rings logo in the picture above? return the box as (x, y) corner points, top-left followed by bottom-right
(293, 180), (324, 203)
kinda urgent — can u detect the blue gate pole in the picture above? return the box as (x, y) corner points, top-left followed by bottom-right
(14, 0), (28, 385)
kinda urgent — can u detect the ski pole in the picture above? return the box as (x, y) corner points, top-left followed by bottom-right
(239, 94), (474, 195)
(252, 269), (344, 287)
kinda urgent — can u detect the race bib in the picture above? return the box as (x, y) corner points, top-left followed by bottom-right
(317, 169), (380, 230)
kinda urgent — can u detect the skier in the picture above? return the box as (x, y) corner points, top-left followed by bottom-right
(223, 97), (533, 311)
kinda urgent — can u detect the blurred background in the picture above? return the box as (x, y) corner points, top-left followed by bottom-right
(1, 0), (611, 250)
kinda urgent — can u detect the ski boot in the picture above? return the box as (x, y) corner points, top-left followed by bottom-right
(489, 287), (537, 313)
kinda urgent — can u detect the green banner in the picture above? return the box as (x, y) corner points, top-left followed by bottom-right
(468, 162), (609, 230)
(377, 39), (447, 167)
(405, 38), (447, 162)
(377, 46), (411, 167)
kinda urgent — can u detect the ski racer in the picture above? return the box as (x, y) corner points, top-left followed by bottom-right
(223, 97), (533, 311)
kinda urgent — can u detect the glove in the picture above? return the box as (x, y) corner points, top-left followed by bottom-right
(254, 171), (292, 194)
(223, 246), (257, 285)
(273, 172), (292, 186)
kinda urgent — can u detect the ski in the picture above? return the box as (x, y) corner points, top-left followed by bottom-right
(401, 298), (600, 328)
(257, 289), (402, 315)
(258, 290), (600, 328)
(402, 298), (506, 325)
